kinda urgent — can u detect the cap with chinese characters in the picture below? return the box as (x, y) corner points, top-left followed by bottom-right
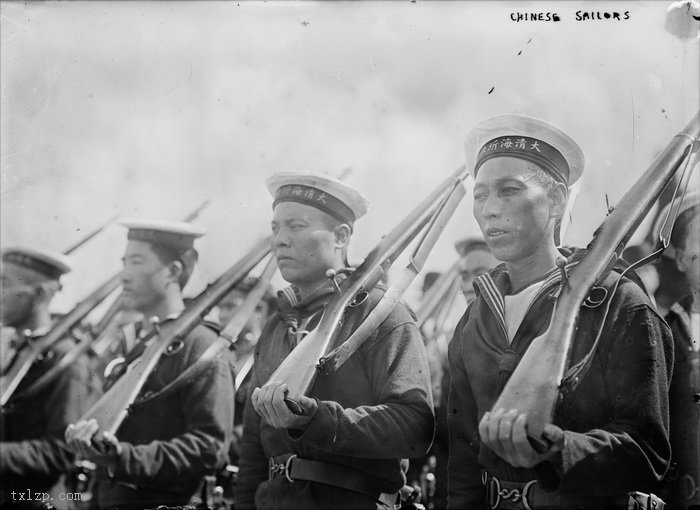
(653, 188), (699, 258)
(119, 219), (206, 258)
(454, 238), (490, 258)
(465, 114), (585, 186)
(266, 172), (369, 225)
(2, 247), (73, 280)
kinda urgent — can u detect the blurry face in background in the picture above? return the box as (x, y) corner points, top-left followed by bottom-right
(217, 288), (270, 354)
(120, 240), (171, 313)
(0, 263), (42, 328)
(458, 248), (499, 303)
(675, 212), (700, 293)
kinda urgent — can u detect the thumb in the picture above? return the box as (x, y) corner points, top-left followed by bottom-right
(543, 424), (564, 449)
(298, 395), (319, 417)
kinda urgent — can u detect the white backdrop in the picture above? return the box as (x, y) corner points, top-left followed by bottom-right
(1, 0), (698, 312)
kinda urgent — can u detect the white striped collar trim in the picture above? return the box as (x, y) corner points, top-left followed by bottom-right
(278, 285), (301, 308)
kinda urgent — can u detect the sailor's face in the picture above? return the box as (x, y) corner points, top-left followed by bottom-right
(120, 241), (170, 313)
(270, 202), (339, 288)
(473, 157), (555, 264)
(458, 248), (499, 302)
(0, 264), (36, 327)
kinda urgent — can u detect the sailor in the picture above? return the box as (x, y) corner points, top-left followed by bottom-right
(655, 189), (700, 509)
(64, 219), (235, 510)
(235, 172), (435, 510)
(0, 247), (101, 504)
(447, 115), (673, 509)
(454, 238), (499, 304)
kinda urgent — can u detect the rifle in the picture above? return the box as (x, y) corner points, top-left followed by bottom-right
(268, 165), (471, 414)
(128, 253), (278, 406)
(491, 112), (700, 444)
(1, 201), (210, 406)
(416, 259), (461, 331)
(79, 236), (271, 435)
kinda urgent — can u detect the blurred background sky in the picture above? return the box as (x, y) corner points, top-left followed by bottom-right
(1, 0), (698, 312)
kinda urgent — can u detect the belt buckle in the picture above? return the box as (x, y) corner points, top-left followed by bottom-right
(268, 454), (297, 483)
(283, 454), (297, 483)
(485, 475), (535, 510)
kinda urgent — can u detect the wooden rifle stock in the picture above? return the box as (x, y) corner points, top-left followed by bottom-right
(3, 201), (212, 404)
(491, 112), (700, 443)
(269, 165), (471, 413)
(79, 237), (271, 435)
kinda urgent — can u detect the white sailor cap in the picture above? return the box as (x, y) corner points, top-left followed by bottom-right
(465, 114), (585, 186)
(266, 172), (369, 225)
(2, 246), (73, 280)
(653, 188), (700, 258)
(119, 218), (206, 257)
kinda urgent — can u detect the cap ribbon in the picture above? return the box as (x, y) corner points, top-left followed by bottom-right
(475, 136), (570, 185)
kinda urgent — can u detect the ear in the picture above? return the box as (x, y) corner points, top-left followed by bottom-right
(674, 249), (688, 274)
(333, 223), (352, 249)
(166, 260), (184, 284)
(548, 183), (568, 218)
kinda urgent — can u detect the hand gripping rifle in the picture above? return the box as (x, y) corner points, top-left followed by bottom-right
(491, 112), (700, 446)
(78, 236), (271, 436)
(1, 201), (210, 407)
(269, 165), (471, 414)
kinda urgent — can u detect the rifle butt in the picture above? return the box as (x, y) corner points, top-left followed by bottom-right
(491, 322), (572, 443)
(268, 328), (330, 414)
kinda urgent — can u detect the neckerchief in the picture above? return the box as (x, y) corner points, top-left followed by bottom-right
(276, 273), (348, 349)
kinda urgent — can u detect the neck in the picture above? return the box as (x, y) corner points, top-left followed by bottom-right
(294, 263), (344, 301)
(140, 286), (185, 321)
(16, 306), (52, 333)
(690, 288), (699, 313)
(505, 243), (561, 292)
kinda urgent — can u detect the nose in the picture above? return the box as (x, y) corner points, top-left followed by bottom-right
(480, 193), (501, 220)
(272, 230), (290, 250)
(120, 268), (131, 285)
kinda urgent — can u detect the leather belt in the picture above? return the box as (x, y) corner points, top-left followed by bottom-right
(269, 453), (397, 506)
(482, 471), (666, 510)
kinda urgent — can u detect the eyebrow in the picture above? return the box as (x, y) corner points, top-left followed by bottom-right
(271, 217), (309, 226)
(474, 176), (528, 188)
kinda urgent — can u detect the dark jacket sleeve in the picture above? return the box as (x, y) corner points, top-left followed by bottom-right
(446, 307), (484, 509)
(290, 318), (435, 459)
(112, 352), (234, 485)
(235, 360), (268, 510)
(1, 349), (102, 478)
(536, 284), (674, 494)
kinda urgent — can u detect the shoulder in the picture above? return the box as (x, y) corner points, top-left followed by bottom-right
(181, 321), (223, 357)
(359, 286), (418, 333)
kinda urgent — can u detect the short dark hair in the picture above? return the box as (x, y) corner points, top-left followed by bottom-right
(670, 205), (699, 251)
(149, 245), (198, 289)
